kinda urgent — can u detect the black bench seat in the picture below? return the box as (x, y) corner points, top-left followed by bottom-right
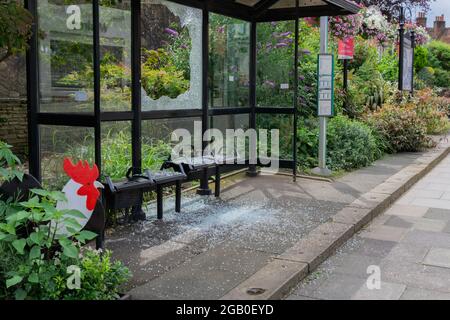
(144, 169), (186, 219)
(104, 167), (186, 221)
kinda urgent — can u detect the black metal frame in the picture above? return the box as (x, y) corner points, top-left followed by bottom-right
(25, 0), (357, 187)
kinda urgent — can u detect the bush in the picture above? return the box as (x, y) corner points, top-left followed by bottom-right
(326, 116), (384, 171)
(297, 116), (384, 171)
(367, 104), (435, 153)
(414, 46), (429, 73)
(0, 142), (130, 300)
(413, 89), (450, 134)
(428, 41), (450, 71)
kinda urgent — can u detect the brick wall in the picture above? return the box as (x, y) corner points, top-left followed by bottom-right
(0, 99), (28, 157)
(0, 55), (28, 158)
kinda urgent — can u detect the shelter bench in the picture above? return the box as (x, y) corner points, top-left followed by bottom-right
(104, 166), (186, 220)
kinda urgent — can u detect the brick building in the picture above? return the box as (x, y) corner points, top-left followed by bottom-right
(416, 12), (450, 44)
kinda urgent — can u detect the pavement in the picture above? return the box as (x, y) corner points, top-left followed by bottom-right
(287, 152), (450, 300)
(105, 151), (429, 299)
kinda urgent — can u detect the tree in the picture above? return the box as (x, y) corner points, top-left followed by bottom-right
(0, 1), (33, 64)
(358, 0), (435, 21)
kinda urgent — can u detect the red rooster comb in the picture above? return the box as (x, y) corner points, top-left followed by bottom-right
(63, 158), (100, 211)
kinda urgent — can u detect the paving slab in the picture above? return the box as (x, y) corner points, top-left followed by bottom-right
(351, 281), (406, 300)
(423, 247), (450, 269)
(401, 229), (450, 249)
(400, 287), (450, 300)
(359, 225), (408, 242)
(384, 204), (428, 218)
(385, 216), (446, 232)
(308, 274), (366, 300)
(424, 208), (450, 221)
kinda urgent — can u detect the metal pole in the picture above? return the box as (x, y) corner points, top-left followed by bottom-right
(410, 30), (415, 96)
(197, 6), (212, 195)
(25, 0), (41, 181)
(293, 3), (299, 182)
(93, 0), (101, 173)
(398, 7), (405, 91)
(312, 16), (332, 176)
(343, 58), (348, 110)
(247, 20), (258, 177)
(130, 0), (146, 221)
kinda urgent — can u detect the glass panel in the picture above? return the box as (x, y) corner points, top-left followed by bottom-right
(140, 0), (202, 111)
(40, 125), (95, 189)
(141, 118), (201, 169)
(38, 0), (94, 113)
(99, 1), (132, 111)
(256, 21), (295, 108)
(210, 114), (250, 160)
(210, 114), (249, 132)
(101, 121), (132, 181)
(257, 114), (293, 159)
(209, 14), (250, 108)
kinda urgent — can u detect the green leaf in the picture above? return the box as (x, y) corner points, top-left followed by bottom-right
(30, 189), (50, 197)
(62, 243), (79, 259)
(77, 230), (98, 242)
(63, 209), (86, 219)
(28, 273), (39, 284)
(6, 275), (23, 288)
(12, 239), (26, 254)
(0, 223), (16, 235)
(15, 288), (27, 300)
(49, 191), (67, 202)
(62, 218), (82, 232)
(29, 232), (43, 245)
(29, 245), (41, 260)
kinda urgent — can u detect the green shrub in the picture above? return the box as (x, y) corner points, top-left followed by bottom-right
(413, 89), (449, 134)
(0, 142), (130, 300)
(367, 105), (434, 153)
(433, 68), (450, 88)
(326, 116), (383, 171)
(297, 116), (384, 171)
(414, 46), (429, 73)
(428, 41), (450, 71)
(378, 51), (399, 82)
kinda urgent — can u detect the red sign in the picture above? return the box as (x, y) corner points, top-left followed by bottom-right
(338, 37), (354, 60)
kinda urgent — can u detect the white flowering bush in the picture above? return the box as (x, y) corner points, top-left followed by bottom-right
(361, 6), (391, 39)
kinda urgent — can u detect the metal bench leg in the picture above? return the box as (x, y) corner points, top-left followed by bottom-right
(157, 185), (163, 219)
(197, 168), (212, 195)
(175, 181), (181, 213)
(96, 230), (105, 250)
(215, 166), (221, 197)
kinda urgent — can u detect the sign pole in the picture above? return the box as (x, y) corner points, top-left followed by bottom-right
(398, 7), (405, 91)
(410, 30), (415, 96)
(343, 59), (348, 110)
(312, 16), (332, 176)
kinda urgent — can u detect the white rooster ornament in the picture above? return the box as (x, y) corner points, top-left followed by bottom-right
(55, 158), (104, 235)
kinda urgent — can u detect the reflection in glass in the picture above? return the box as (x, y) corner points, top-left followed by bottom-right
(209, 14), (250, 108)
(140, 0), (202, 111)
(99, 1), (132, 111)
(141, 118), (201, 169)
(38, 0), (94, 113)
(257, 21), (295, 108)
(210, 114), (250, 159)
(40, 125), (95, 189)
(257, 114), (293, 159)
(101, 121), (132, 181)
